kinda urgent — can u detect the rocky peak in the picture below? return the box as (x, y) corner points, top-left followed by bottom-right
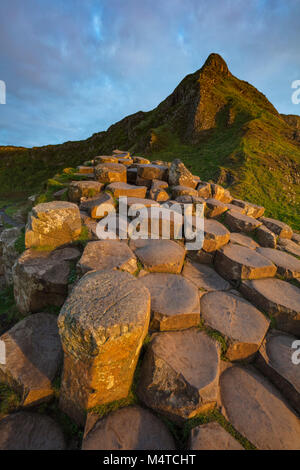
(201, 53), (230, 77)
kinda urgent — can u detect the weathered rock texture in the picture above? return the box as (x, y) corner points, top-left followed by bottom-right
(58, 270), (150, 425)
(189, 422), (244, 450)
(95, 162), (127, 183)
(0, 313), (62, 406)
(182, 260), (230, 292)
(201, 291), (270, 361)
(240, 278), (300, 336)
(256, 247), (300, 279)
(168, 159), (197, 188)
(0, 412), (66, 450)
(13, 247), (80, 314)
(68, 181), (103, 203)
(220, 366), (300, 449)
(139, 273), (200, 330)
(130, 239), (186, 274)
(77, 240), (137, 275)
(137, 329), (220, 423)
(82, 406), (175, 450)
(25, 201), (81, 249)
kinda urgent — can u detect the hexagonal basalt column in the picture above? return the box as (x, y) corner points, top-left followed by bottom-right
(58, 270), (150, 425)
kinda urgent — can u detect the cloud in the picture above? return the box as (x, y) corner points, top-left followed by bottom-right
(0, 0), (299, 146)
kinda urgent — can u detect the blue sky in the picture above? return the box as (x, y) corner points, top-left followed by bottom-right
(0, 0), (300, 147)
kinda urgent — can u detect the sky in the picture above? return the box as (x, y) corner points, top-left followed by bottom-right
(0, 0), (300, 148)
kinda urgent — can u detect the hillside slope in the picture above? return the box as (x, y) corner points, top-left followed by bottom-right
(1, 53), (299, 228)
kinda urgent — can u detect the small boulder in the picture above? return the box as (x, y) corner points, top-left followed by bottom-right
(79, 192), (115, 219)
(171, 185), (198, 199)
(168, 159), (197, 189)
(77, 165), (94, 174)
(137, 329), (220, 423)
(137, 164), (168, 182)
(25, 201), (81, 250)
(205, 199), (228, 218)
(210, 184), (232, 203)
(231, 199), (265, 218)
(133, 156), (151, 165)
(197, 182), (212, 199)
(278, 238), (300, 257)
(202, 219), (230, 252)
(82, 406), (175, 450)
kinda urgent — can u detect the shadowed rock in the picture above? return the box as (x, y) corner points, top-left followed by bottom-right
(230, 232), (259, 250)
(13, 247), (80, 314)
(278, 238), (300, 257)
(189, 422), (243, 450)
(0, 313), (62, 406)
(168, 159), (197, 189)
(58, 270), (150, 425)
(256, 224), (277, 248)
(79, 192), (115, 219)
(214, 243), (276, 281)
(239, 278), (300, 336)
(68, 181), (103, 203)
(0, 412), (65, 450)
(259, 216), (293, 239)
(137, 329), (220, 423)
(182, 260), (230, 292)
(256, 247), (300, 279)
(225, 211), (262, 232)
(231, 199), (265, 218)
(202, 219), (230, 252)
(220, 366), (300, 449)
(210, 184), (232, 203)
(82, 406), (175, 450)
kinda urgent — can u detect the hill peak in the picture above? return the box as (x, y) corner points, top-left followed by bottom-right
(201, 53), (230, 76)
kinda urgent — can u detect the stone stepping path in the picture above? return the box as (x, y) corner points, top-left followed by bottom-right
(202, 219), (230, 252)
(0, 412), (66, 450)
(240, 278), (300, 336)
(220, 366), (300, 450)
(137, 329), (220, 423)
(201, 291), (269, 361)
(256, 330), (300, 414)
(0, 313), (62, 407)
(278, 238), (300, 257)
(230, 232), (259, 250)
(130, 239), (186, 273)
(12, 246), (80, 314)
(95, 162), (127, 183)
(106, 182), (147, 198)
(259, 216), (293, 239)
(139, 273), (200, 330)
(225, 210), (262, 232)
(256, 246), (300, 279)
(82, 406), (175, 450)
(182, 260), (230, 292)
(214, 243), (276, 281)
(58, 269), (150, 425)
(77, 240), (137, 275)
(189, 422), (244, 450)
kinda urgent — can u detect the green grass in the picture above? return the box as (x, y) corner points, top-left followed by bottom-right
(198, 319), (228, 360)
(0, 286), (25, 335)
(0, 383), (21, 419)
(14, 228), (25, 254)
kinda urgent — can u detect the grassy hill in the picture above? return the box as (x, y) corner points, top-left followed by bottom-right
(1, 53), (299, 229)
